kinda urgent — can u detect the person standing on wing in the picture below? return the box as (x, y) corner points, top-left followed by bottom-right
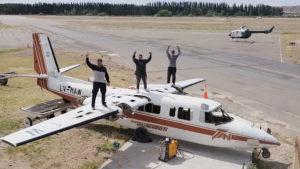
(85, 53), (110, 109)
(166, 45), (181, 84)
(132, 51), (152, 93)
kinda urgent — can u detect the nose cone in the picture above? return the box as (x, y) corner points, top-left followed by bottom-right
(264, 133), (280, 146)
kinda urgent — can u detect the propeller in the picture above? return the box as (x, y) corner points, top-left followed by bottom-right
(171, 84), (188, 95)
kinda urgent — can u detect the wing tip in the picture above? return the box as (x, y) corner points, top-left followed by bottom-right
(1, 139), (17, 147)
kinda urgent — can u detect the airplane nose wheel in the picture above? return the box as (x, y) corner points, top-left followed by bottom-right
(261, 148), (270, 158)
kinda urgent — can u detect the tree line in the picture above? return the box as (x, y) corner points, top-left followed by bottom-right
(0, 2), (283, 17)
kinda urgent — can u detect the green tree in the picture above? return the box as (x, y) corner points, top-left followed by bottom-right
(0, 2), (284, 16)
(70, 7), (76, 15)
(192, 8), (205, 16)
(221, 10), (226, 16)
(156, 9), (172, 16)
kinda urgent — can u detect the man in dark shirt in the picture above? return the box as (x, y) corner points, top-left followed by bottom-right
(132, 51), (152, 93)
(85, 53), (110, 109)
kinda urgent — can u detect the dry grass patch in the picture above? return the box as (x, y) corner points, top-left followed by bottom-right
(282, 32), (300, 64)
(76, 158), (105, 169)
(0, 118), (22, 135)
(0, 47), (135, 169)
(4, 138), (51, 162)
(0, 22), (17, 29)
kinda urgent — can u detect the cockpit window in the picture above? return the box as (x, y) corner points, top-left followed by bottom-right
(205, 106), (233, 125)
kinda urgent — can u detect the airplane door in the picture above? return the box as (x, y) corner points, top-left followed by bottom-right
(162, 106), (181, 138)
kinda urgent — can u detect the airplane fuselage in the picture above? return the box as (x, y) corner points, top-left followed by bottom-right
(42, 75), (280, 150)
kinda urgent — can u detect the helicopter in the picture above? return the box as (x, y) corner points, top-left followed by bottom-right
(229, 26), (275, 41)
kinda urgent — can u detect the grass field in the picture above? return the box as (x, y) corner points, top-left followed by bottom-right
(282, 32), (300, 64)
(0, 48), (135, 169)
(53, 16), (300, 32)
(0, 22), (16, 29)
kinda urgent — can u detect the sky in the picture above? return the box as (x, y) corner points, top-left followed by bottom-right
(0, 0), (298, 7)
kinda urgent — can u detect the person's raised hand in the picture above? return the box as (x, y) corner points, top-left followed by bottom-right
(149, 52), (152, 55)
(86, 53), (89, 58)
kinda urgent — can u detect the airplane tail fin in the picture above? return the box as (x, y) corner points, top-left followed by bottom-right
(33, 33), (81, 75)
(33, 33), (60, 75)
(268, 26), (275, 33)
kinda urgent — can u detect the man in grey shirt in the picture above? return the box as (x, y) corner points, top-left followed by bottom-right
(166, 45), (181, 84)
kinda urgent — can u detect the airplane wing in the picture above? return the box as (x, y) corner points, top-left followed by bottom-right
(1, 95), (150, 147)
(147, 78), (205, 94)
(1, 104), (119, 147)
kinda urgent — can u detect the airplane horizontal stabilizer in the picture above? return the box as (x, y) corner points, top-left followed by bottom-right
(147, 78), (205, 94)
(60, 64), (81, 74)
(0, 74), (48, 79)
(1, 103), (120, 147)
(175, 78), (205, 90)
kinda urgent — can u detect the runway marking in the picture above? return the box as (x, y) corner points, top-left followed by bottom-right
(279, 35), (283, 63)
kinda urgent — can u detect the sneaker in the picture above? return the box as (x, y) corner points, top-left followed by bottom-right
(102, 103), (108, 107)
(136, 89), (139, 94)
(145, 89), (149, 92)
(92, 107), (95, 110)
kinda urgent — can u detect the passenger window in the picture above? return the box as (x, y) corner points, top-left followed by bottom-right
(144, 103), (160, 114)
(169, 107), (176, 117)
(205, 112), (214, 123)
(178, 107), (191, 121)
(145, 103), (152, 112)
(152, 105), (161, 114)
(138, 106), (144, 111)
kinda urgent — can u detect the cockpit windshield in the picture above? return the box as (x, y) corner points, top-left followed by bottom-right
(205, 106), (233, 125)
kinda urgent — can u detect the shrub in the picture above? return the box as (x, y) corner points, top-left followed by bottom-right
(97, 12), (107, 16)
(156, 9), (172, 17)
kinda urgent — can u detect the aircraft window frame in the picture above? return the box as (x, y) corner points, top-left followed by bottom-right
(169, 107), (176, 117)
(177, 107), (192, 121)
(138, 105), (144, 111)
(204, 112), (214, 123)
(140, 103), (161, 115)
(210, 106), (233, 125)
(123, 104), (132, 112)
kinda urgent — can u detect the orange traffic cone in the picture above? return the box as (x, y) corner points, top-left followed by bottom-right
(203, 84), (208, 99)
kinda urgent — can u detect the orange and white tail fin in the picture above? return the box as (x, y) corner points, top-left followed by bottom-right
(33, 33), (80, 75)
(33, 33), (60, 75)
(1, 33), (80, 80)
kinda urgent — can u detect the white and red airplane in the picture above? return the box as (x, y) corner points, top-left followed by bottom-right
(1, 33), (280, 159)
